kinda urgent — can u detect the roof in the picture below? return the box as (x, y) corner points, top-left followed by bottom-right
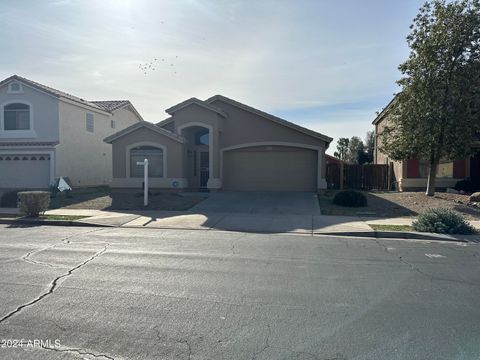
(165, 97), (227, 117)
(104, 121), (185, 144)
(325, 154), (347, 164)
(372, 95), (398, 125)
(0, 75), (143, 120)
(206, 95), (333, 144)
(90, 100), (130, 112)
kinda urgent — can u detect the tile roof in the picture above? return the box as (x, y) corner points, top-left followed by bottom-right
(90, 100), (131, 112)
(0, 75), (107, 112)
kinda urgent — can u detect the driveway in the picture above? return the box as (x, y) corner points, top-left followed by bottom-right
(188, 191), (321, 215)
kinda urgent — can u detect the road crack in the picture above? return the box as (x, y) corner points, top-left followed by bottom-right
(251, 323), (271, 359)
(177, 339), (192, 360)
(20, 228), (105, 268)
(41, 344), (115, 360)
(0, 246), (107, 324)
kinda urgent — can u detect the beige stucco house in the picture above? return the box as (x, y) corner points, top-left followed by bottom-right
(0, 75), (143, 189)
(105, 95), (333, 192)
(373, 96), (479, 191)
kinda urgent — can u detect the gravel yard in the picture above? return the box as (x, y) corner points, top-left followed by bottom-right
(319, 190), (480, 219)
(48, 187), (206, 211)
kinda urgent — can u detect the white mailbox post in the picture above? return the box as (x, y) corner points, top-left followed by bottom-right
(136, 158), (149, 206)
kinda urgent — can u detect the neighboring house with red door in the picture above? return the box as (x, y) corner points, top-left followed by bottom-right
(104, 95), (332, 192)
(373, 97), (477, 191)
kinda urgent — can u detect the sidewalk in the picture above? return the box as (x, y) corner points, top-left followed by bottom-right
(1, 207), (479, 242)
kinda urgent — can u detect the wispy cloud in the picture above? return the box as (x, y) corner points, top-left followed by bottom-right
(0, 0), (422, 152)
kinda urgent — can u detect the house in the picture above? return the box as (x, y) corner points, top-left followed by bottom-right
(325, 154), (347, 165)
(104, 95), (332, 192)
(0, 75), (143, 190)
(373, 97), (478, 191)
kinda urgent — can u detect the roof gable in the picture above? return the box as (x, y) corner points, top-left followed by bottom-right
(165, 97), (227, 117)
(104, 121), (185, 144)
(206, 95), (333, 144)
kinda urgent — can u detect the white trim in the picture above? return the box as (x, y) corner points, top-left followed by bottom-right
(220, 141), (326, 190)
(0, 100), (37, 138)
(7, 82), (23, 94)
(125, 142), (167, 179)
(176, 122), (215, 189)
(0, 148), (55, 186)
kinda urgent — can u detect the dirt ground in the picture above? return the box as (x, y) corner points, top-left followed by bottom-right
(320, 190), (480, 220)
(49, 187), (205, 211)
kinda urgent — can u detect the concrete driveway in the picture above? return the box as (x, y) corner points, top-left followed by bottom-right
(188, 191), (321, 215)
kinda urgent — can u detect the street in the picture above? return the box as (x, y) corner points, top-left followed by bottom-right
(0, 225), (479, 360)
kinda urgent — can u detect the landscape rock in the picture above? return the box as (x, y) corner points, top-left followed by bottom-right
(446, 188), (459, 194)
(469, 192), (480, 202)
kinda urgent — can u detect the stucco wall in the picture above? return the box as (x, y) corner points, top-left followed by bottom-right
(56, 103), (139, 186)
(111, 126), (184, 180)
(0, 82), (59, 142)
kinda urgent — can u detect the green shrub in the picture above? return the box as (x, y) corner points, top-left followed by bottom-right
(17, 191), (50, 217)
(412, 208), (476, 235)
(1, 190), (26, 208)
(333, 190), (367, 207)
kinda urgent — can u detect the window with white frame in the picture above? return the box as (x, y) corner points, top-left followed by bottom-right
(86, 113), (94, 132)
(4, 103), (30, 130)
(130, 145), (164, 178)
(7, 82), (23, 94)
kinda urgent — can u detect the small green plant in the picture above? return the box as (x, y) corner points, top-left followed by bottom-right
(333, 190), (367, 207)
(412, 208), (476, 235)
(17, 191), (50, 218)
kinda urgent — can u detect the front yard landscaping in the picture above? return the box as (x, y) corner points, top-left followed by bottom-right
(319, 190), (480, 220)
(47, 187), (206, 211)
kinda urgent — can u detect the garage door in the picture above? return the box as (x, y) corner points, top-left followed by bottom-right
(223, 146), (317, 191)
(0, 154), (50, 189)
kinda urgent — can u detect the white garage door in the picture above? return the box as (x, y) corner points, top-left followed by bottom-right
(223, 146), (317, 191)
(0, 154), (50, 189)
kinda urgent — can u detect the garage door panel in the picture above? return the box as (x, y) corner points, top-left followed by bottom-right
(0, 154), (50, 189)
(223, 147), (317, 191)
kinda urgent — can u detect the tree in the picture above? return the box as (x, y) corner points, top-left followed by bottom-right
(334, 138), (349, 161)
(347, 136), (365, 163)
(364, 130), (375, 163)
(380, 0), (480, 196)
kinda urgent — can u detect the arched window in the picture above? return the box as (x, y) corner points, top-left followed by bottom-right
(130, 145), (164, 178)
(4, 103), (30, 130)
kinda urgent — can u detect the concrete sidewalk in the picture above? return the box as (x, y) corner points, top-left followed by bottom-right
(1, 207), (479, 241)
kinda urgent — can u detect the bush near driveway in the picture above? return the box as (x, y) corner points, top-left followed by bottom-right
(333, 190), (367, 207)
(412, 208), (476, 235)
(17, 191), (50, 218)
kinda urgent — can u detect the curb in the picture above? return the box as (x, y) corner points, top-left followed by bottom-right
(0, 218), (111, 228)
(316, 230), (468, 242)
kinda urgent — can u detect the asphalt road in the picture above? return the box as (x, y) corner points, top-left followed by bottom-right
(0, 225), (479, 360)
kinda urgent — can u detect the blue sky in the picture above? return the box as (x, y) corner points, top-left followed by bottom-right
(0, 0), (424, 153)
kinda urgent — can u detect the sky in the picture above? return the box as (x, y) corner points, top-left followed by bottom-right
(0, 0), (425, 154)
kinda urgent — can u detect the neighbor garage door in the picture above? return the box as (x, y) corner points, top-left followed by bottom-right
(0, 154), (50, 189)
(223, 145), (317, 191)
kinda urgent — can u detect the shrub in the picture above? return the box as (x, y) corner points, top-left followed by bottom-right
(333, 190), (367, 207)
(17, 191), (50, 217)
(412, 208), (476, 235)
(454, 179), (478, 193)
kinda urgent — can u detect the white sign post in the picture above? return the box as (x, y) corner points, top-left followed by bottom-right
(136, 158), (149, 206)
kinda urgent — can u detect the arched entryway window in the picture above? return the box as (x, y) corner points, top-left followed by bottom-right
(130, 145), (164, 177)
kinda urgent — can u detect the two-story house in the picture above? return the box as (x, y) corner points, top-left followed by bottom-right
(0, 75), (143, 190)
(373, 96), (478, 191)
